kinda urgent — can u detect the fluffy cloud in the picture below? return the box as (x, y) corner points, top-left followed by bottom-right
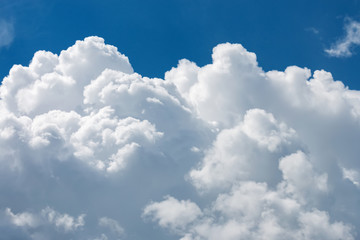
(278, 151), (328, 203)
(1, 37), (132, 117)
(41, 207), (85, 232)
(143, 196), (202, 233)
(153, 41), (360, 239)
(5, 208), (40, 228)
(1, 36), (360, 239)
(189, 108), (298, 191)
(145, 182), (354, 240)
(325, 19), (360, 57)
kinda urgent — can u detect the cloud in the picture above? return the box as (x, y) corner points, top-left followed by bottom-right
(144, 182), (354, 240)
(98, 217), (124, 238)
(189, 108), (298, 191)
(325, 19), (360, 57)
(342, 167), (360, 188)
(1, 36), (360, 239)
(5, 208), (40, 228)
(143, 196), (202, 233)
(41, 207), (85, 232)
(3, 207), (85, 238)
(156, 42), (360, 239)
(0, 19), (14, 48)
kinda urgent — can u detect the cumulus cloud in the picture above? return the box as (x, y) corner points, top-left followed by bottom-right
(1, 36), (360, 239)
(144, 182), (354, 240)
(278, 151), (329, 205)
(325, 19), (360, 57)
(154, 42), (360, 239)
(143, 196), (202, 233)
(189, 108), (298, 191)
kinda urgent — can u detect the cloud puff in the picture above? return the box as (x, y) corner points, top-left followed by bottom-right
(325, 19), (360, 57)
(3, 206), (85, 239)
(145, 182), (354, 240)
(1, 36), (360, 239)
(5, 208), (40, 228)
(342, 167), (360, 188)
(143, 196), (202, 233)
(189, 108), (298, 191)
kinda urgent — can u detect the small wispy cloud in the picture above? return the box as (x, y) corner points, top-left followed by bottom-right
(0, 19), (14, 48)
(325, 19), (360, 57)
(306, 27), (320, 35)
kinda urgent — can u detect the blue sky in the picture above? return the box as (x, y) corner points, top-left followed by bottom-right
(1, 0), (360, 89)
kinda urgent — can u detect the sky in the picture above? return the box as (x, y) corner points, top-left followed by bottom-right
(1, 1), (360, 240)
(1, 0), (360, 88)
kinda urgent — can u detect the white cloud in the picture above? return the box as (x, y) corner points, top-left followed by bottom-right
(145, 181), (354, 240)
(1, 36), (360, 239)
(157, 41), (360, 239)
(241, 109), (296, 152)
(1, 37), (133, 117)
(189, 108), (298, 191)
(278, 151), (328, 203)
(143, 196), (202, 233)
(5, 208), (40, 228)
(68, 107), (163, 172)
(0, 19), (14, 48)
(41, 207), (85, 232)
(166, 43), (264, 128)
(325, 19), (360, 57)
(0, 105), (163, 173)
(4, 207), (85, 233)
(297, 210), (354, 240)
(342, 167), (360, 188)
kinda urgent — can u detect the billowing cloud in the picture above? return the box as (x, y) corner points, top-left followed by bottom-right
(145, 183), (354, 240)
(189, 108), (298, 191)
(1, 36), (360, 239)
(325, 19), (360, 57)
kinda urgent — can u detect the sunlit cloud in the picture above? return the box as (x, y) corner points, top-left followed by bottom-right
(0, 37), (360, 239)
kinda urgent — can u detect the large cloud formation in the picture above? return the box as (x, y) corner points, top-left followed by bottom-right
(0, 37), (360, 239)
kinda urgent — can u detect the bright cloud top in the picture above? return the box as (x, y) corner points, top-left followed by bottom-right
(326, 19), (360, 57)
(1, 37), (360, 239)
